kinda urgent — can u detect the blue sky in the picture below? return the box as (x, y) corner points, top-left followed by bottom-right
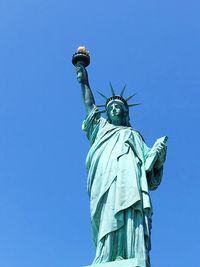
(0, 0), (200, 266)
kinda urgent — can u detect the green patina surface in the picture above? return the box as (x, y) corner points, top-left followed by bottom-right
(72, 48), (167, 267)
(85, 258), (148, 267)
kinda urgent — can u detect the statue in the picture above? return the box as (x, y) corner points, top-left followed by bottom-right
(72, 47), (167, 267)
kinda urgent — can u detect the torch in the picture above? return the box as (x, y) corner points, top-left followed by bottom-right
(72, 46), (90, 82)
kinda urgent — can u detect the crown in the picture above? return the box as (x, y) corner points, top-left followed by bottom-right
(96, 83), (140, 113)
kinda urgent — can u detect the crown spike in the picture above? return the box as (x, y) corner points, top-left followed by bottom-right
(99, 109), (106, 114)
(120, 84), (126, 96)
(109, 82), (115, 96)
(96, 90), (108, 100)
(126, 93), (137, 102)
(128, 103), (141, 107)
(96, 104), (105, 108)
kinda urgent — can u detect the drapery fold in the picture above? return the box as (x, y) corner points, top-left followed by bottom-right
(82, 106), (162, 265)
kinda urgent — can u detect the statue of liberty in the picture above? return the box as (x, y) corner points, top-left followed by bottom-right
(72, 47), (167, 267)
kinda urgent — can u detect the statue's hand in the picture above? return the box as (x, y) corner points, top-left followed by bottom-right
(154, 142), (167, 169)
(76, 64), (88, 84)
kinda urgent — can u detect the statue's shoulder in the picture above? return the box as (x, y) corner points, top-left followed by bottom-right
(131, 128), (145, 142)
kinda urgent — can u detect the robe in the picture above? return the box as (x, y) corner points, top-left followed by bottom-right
(82, 106), (163, 267)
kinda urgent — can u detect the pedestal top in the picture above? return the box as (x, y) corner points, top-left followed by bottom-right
(84, 258), (147, 267)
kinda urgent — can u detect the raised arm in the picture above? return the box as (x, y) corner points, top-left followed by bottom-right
(76, 64), (95, 115)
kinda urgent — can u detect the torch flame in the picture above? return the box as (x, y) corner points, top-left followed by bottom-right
(77, 46), (89, 55)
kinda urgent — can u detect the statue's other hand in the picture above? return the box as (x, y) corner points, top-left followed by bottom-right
(154, 142), (167, 169)
(76, 64), (87, 84)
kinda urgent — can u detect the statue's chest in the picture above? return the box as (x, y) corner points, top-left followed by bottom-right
(97, 124), (132, 142)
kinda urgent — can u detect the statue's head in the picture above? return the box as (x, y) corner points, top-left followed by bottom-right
(97, 84), (139, 127)
(106, 98), (131, 126)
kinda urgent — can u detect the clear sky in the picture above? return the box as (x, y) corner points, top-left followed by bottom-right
(0, 0), (200, 266)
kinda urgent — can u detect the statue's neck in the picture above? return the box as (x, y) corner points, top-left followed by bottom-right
(111, 118), (124, 126)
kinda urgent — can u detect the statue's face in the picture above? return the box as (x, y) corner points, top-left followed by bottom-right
(107, 102), (124, 125)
